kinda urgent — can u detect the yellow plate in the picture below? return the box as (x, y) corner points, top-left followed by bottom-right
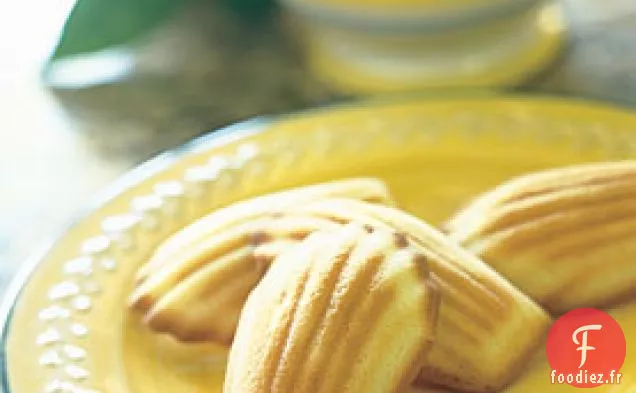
(3, 95), (636, 393)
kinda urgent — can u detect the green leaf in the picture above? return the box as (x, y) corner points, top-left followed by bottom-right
(51, 0), (185, 61)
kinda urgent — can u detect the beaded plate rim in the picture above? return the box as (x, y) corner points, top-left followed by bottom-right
(0, 118), (269, 393)
(2, 93), (636, 393)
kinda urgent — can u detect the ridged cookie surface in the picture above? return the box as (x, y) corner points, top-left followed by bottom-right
(129, 178), (392, 343)
(223, 223), (439, 393)
(129, 177), (549, 392)
(284, 199), (551, 392)
(446, 161), (636, 314)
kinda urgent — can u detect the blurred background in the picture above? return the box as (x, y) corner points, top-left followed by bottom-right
(1, 0), (636, 297)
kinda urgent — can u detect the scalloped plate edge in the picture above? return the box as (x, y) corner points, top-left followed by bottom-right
(0, 117), (269, 393)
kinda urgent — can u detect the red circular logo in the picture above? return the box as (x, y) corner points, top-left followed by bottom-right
(546, 308), (626, 388)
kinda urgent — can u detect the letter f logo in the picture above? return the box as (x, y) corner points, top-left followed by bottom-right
(573, 325), (603, 368)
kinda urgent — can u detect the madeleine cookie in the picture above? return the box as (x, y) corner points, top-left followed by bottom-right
(283, 199), (551, 392)
(445, 161), (636, 314)
(135, 177), (392, 283)
(224, 223), (439, 393)
(129, 178), (392, 343)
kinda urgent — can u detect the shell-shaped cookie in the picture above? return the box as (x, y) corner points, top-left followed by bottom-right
(445, 161), (636, 314)
(224, 223), (439, 393)
(128, 178), (392, 343)
(283, 198), (551, 393)
(135, 177), (392, 283)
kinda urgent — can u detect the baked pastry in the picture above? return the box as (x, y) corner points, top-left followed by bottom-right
(135, 177), (391, 284)
(445, 161), (636, 314)
(223, 223), (439, 393)
(129, 178), (392, 343)
(283, 199), (551, 392)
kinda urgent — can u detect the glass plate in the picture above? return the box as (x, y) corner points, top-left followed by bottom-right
(2, 95), (636, 393)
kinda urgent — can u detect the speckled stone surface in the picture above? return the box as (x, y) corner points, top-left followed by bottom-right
(1, 0), (636, 299)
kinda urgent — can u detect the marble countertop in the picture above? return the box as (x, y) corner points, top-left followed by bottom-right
(2, 0), (636, 297)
